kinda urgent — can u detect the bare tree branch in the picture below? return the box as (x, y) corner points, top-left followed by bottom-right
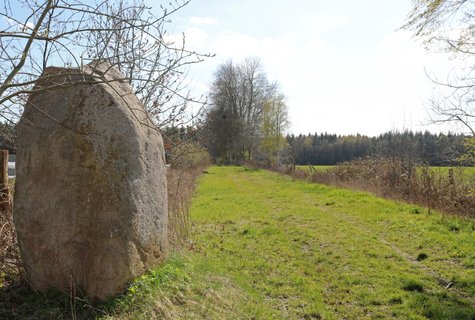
(0, 0), (214, 128)
(404, 0), (475, 135)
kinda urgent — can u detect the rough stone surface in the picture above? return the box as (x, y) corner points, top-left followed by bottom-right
(14, 62), (168, 300)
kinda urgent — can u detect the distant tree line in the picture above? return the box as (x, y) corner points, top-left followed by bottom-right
(287, 131), (468, 166)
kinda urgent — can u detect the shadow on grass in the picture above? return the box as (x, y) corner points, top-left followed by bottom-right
(398, 278), (475, 319)
(407, 290), (475, 320)
(0, 280), (109, 320)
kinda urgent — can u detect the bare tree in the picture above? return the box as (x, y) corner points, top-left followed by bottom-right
(0, 0), (211, 127)
(403, 0), (475, 135)
(203, 58), (286, 163)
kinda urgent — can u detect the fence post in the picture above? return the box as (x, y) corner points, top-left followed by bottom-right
(0, 150), (10, 211)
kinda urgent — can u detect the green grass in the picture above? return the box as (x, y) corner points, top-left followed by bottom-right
(4, 166), (474, 319)
(101, 255), (250, 319)
(1, 254), (249, 319)
(184, 166), (475, 319)
(427, 166), (475, 180)
(112, 166), (474, 319)
(296, 165), (334, 172)
(429, 166), (475, 174)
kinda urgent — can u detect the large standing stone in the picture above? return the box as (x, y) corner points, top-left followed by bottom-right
(14, 62), (168, 300)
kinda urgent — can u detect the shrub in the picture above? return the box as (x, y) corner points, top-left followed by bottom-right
(281, 157), (475, 217)
(166, 141), (211, 249)
(169, 141), (211, 169)
(167, 165), (206, 250)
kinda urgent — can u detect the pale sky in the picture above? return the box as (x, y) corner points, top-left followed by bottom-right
(157, 0), (457, 136)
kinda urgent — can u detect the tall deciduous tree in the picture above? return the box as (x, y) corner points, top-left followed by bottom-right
(261, 95), (290, 165)
(203, 58), (287, 164)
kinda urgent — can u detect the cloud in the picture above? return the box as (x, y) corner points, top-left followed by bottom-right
(296, 11), (351, 35)
(2, 17), (34, 32)
(184, 27), (209, 48)
(189, 17), (218, 25)
(207, 30), (326, 71)
(179, 5), (455, 135)
(165, 26), (209, 50)
(366, 30), (452, 128)
(209, 31), (261, 59)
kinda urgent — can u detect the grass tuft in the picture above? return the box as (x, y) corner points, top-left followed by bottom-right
(401, 279), (424, 292)
(388, 296), (403, 304)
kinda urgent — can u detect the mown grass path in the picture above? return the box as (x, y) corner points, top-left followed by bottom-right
(189, 166), (475, 319)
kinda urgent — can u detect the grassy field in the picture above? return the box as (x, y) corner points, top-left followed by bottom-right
(6, 166), (474, 319)
(428, 166), (475, 180)
(430, 166), (475, 174)
(101, 166), (475, 319)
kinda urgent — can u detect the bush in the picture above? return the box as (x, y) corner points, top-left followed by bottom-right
(167, 164), (207, 250)
(283, 157), (475, 218)
(169, 141), (211, 169)
(166, 141), (210, 249)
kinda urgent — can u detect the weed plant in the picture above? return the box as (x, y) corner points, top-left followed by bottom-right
(0, 183), (20, 289)
(167, 163), (210, 250)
